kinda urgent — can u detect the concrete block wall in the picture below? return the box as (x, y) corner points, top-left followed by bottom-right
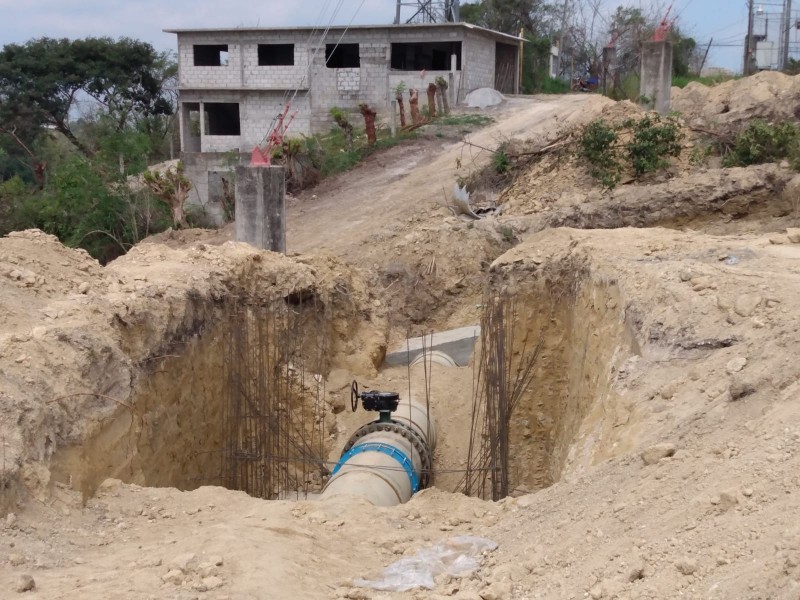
(307, 32), (392, 132)
(182, 152), (248, 223)
(336, 68), (361, 93)
(175, 26), (505, 137)
(178, 33), (244, 89)
(242, 42), (310, 91)
(463, 31), (496, 96)
(179, 90), (311, 153)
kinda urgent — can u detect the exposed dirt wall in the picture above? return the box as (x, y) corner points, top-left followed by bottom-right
(0, 231), (386, 513)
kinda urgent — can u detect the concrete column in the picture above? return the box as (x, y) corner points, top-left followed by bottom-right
(450, 54), (458, 105)
(640, 41), (673, 115)
(199, 101), (206, 152)
(234, 165), (286, 253)
(602, 46), (617, 96)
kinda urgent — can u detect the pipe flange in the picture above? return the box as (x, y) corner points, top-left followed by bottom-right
(342, 420), (433, 489)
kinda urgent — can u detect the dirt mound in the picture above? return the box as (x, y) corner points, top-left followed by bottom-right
(494, 99), (650, 217)
(139, 223), (235, 248)
(512, 163), (798, 236)
(672, 71), (800, 126)
(0, 230), (385, 513)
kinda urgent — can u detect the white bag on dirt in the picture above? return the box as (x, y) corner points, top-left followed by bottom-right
(353, 535), (498, 592)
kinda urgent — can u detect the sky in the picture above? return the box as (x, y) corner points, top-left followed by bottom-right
(0, 0), (751, 73)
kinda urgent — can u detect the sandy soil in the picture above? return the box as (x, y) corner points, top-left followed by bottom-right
(3, 81), (800, 599)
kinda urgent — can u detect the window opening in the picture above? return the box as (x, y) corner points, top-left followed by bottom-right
(258, 44), (295, 66)
(326, 43), (360, 68)
(390, 42), (462, 71)
(194, 44), (229, 67)
(204, 103), (241, 136)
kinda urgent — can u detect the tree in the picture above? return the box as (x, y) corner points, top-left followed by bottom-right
(671, 29), (698, 77)
(142, 163), (192, 229)
(460, 0), (554, 36)
(0, 37), (174, 161)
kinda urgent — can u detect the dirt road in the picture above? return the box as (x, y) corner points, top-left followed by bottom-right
(287, 95), (601, 261)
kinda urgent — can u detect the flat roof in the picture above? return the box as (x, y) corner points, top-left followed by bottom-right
(163, 22), (523, 43)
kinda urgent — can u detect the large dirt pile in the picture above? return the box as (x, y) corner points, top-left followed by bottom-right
(0, 230), (385, 513)
(493, 91), (800, 238)
(672, 71), (800, 126)
(513, 163), (798, 236)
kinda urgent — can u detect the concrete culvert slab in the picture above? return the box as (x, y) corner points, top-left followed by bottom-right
(384, 325), (480, 367)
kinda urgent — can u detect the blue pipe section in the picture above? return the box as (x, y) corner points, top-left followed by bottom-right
(330, 441), (420, 493)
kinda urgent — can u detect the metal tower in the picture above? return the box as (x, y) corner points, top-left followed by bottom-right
(394, 0), (460, 24)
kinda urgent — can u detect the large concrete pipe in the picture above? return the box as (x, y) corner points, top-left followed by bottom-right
(320, 387), (435, 507)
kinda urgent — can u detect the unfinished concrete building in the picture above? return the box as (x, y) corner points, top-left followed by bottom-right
(165, 23), (521, 219)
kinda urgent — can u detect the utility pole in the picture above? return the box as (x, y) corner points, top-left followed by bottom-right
(557, 0), (570, 78)
(698, 38), (713, 75)
(744, 0), (755, 75)
(783, 0), (793, 70)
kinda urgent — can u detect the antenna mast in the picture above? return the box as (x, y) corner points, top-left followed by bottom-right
(394, 0), (460, 24)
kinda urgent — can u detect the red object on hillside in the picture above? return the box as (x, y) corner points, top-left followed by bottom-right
(250, 102), (297, 166)
(653, 3), (674, 42)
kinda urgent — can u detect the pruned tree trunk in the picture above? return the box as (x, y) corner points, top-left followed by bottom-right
(359, 103), (377, 145)
(436, 78), (450, 115)
(396, 94), (407, 128)
(343, 125), (353, 151)
(426, 83), (438, 119)
(409, 89), (421, 125)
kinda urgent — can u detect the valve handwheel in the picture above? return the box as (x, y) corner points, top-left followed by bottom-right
(350, 380), (359, 412)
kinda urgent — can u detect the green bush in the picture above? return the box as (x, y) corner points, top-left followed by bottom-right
(0, 176), (29, 234)
(579, 114), (684, 188)
(723, 120), (800, 168)
(492, 149), (510, 174)
(579, 119), (622, 188)
(3, 157), (170, 263)
(539, 77), (571, 94)
(672, 73), (736, 89)
(624, 114), (684, 175)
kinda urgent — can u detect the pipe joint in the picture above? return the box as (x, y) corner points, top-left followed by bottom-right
(332, 441), (420, 492)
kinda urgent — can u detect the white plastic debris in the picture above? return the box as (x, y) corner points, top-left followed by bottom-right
(353, 535), (498, 592)
(449, 184), (481, 219)
(465, 87), (505, 108)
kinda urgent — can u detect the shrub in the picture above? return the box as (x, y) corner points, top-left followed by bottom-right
(624, 114), (684, 175)
(539, 77), (570, 94)
(492, 149), (510, 174)
(723, 120), (800, 168)
(579, 114), (684, 188)
(579, 119), (623, 188)
(10, 156), (170, 263)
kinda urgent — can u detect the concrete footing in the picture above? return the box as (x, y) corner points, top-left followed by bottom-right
(234, 165), (286, 253)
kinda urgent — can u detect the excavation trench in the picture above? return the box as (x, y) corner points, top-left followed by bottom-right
(474, 266), (640, 496)
(43, 251), (638, 506)
(49, 297), (340, 502)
